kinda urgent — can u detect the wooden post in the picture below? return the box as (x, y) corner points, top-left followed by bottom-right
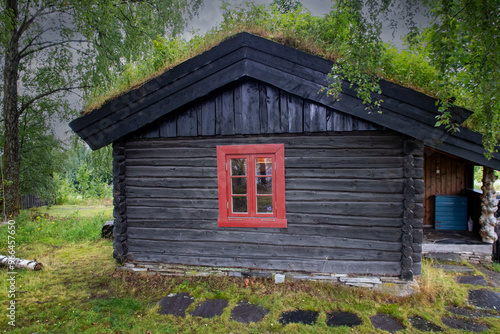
(479, 167), (499, 243)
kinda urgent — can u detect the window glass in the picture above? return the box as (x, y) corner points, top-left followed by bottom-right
(256, 196), (273, 214)
(232, 196), (248, 213)
(256, 158), (272, 175)
(231, 178), (247, 195)
(231, 159), (247, 176)
(256, 177), (272, 194)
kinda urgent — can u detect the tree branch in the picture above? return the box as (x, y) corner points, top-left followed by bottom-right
(18, 86), (89, 117)
(20, 39), (86, 59)
(18, 26), (58, 55)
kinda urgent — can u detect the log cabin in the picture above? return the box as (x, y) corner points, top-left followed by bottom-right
(70, 32), (500, 280)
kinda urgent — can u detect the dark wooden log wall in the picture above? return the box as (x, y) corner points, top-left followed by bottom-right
(423, 148), (474, 227)
(132, 80), (382, 140)
(122, 132), (423, 276)
(113, 140), (127, 263)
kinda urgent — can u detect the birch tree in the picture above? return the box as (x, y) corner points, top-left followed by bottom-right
(1, 0), (201, 217)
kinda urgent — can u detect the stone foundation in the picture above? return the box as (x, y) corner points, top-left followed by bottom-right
(118, 262), (419, 297)
(422, 245), (492, 264)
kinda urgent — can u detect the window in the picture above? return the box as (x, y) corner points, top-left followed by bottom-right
(217, 144), (287, 228)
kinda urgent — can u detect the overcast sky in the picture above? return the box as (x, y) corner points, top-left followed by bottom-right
(186, 0), (333, 35)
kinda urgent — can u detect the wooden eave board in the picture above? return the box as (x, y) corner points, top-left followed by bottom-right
(69, 32), (499, 169)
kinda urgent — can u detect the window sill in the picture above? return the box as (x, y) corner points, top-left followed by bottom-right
(218, 218), (287, 228)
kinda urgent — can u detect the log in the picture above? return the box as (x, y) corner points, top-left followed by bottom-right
(0, 255), (43, 270)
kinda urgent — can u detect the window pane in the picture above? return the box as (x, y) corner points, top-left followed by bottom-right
(256, 177), (272, 194)
(232, 196), (247, 213)
(257, 196), (273, 214)
(232, 178), (247, 195)
(256, 158), (273, 175)
(231, 159), (247, 176)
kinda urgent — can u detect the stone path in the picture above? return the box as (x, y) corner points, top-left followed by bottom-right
(442, 317), (489, 332)
(468, 289), (500, 311)
(158, 293), (194, 316)
(230, 301), (269, 324)
(326, 311), (362, 328)
(369, 314), (405, 333)
(409, 316), (443, 332)
(156, 263), (499, 331)
(279, 309), (318, 325)
(191, 299), (228, 318)
(455, 275), (488, 286)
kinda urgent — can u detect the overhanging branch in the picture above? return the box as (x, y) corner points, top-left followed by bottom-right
(20, 39), (86, 59)
(18, 86), (89, 117)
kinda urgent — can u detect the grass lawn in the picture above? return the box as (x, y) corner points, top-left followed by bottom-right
(1, 203), (499, 333)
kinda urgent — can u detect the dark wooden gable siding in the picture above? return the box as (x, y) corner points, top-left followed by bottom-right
(122, 131), (423, 276)
(132, 80), (381, 139)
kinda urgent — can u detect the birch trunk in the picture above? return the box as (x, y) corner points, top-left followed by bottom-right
(479, 167), (500, 243)
(2, 0), (21, 217)
(0, 255), (43, 271)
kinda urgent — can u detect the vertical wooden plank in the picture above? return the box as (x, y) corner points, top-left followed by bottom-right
(266, 85), (281, 133)
(197, 101), (203, 135)
(314, 104), (326, 132)
(303, 100), (326, 132)
(215, 94), (223, 135)
(280, 90), (289, 133)
(332, 111), (343, 131)
(288, 94), (303, 133)
(352, 118), (360, 131)
(304, 100), (312, 132)
(159, 113), (176, 137)
(240, 81), (260, 134)
(259, 83), (268, 134)
(200, 98), (216, 136)
(221, 89), (235, 135)
(326, 109), (334, 131)
(141, 121), (159, 138)
(177, 106), (197, 137)
(342, 113), (353, 131)
(234, 84), (243, 134)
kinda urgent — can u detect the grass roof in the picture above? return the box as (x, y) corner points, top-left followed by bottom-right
(82, 4), (454, 119)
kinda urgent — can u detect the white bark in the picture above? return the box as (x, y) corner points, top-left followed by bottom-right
(479, 167), (500, 243)
(0, 255), (43, 270)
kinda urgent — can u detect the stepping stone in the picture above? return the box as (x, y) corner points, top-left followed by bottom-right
(370, 314), (404, 333)
(468, 289), (500, 311)
(191, 299), (228, 318)
(409, 316), (443, 332)
(446, 306), (497, 318)
(442, 317), (489, 332)
(279, 309), (318, 325)
(158, 293), (194, 316)
(431, 264), (474, 273)
(230, 301), (268, 323)
(326, 311), (362, 327)
(424, 253), (462, 262)
(456, 275), (487, 286)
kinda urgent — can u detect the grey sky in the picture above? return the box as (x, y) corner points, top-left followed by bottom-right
(186, 0), (333, 36)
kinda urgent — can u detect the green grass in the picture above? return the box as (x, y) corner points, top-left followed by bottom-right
(1, 203), (499, 333)
(485, 262), (500, 273)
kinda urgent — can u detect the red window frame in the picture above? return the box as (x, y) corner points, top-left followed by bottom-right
(217, 144), (287, 228)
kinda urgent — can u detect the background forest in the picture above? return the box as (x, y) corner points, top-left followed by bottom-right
(1, 0), (499, 214)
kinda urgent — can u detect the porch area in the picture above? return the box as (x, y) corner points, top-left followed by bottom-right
(422, 229), (493, 264)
